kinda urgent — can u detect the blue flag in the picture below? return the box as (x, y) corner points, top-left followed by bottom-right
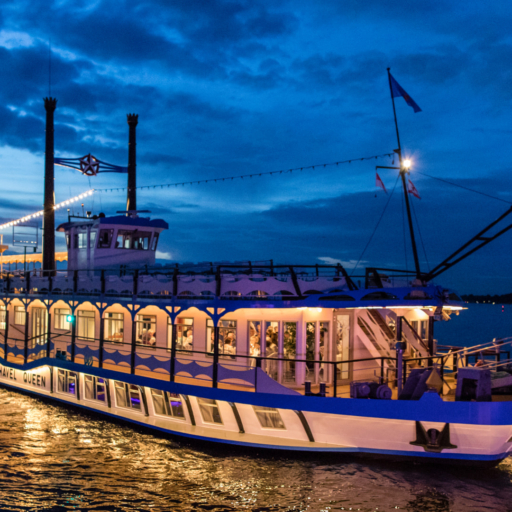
(389, 73), (422, 113)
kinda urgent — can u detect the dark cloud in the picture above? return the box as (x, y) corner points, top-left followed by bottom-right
(0, 0), (511, 295)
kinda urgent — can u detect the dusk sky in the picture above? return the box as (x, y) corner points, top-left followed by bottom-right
(0, 1), (511, 294)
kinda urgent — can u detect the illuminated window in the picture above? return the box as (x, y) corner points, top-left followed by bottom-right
(14, 306), (25, 326)
(0, 305), (6, 330)
(253, 406), (285, 429)
(104, 312), (124, 343)
(89, 231), (97, 249)
(151, 389), (185, 419)
(57, 369), (78, 396)
(197, 397), (222, 424)
(84, 375), (107, 403)
(54, 308), (71, 330)
(167, 317), (194, 351)
(77, 310), (95, 340)
(206, 319), (237, 356)
(78, 232), (87, 249)
(136, 314), (156, 346)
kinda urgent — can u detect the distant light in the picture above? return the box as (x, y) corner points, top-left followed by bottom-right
(403, 159), (412, 169)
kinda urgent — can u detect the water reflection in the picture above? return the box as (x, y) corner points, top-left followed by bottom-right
(0, 388), (512, 511)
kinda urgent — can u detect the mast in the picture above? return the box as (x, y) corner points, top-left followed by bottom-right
(126, 113), (138, 213)
(386, 68), (421, 280)
(42, 97), (57, 274)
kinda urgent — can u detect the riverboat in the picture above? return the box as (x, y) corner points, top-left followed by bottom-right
(1, 96), (512, 465)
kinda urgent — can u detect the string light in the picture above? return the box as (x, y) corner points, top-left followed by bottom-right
(96, 152), (394, 193)
(0, 189), (95, 231)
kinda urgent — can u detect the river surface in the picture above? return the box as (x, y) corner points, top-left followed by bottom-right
(0, 304), (511, 512)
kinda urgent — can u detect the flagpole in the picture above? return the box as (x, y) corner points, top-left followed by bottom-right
(387, 67), (421, 280)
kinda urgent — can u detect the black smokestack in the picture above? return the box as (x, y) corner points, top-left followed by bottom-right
(126, 113), (138, 212)
(42, 97), (57, 273)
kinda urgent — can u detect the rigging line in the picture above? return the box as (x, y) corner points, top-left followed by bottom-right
(350, 174), (400, 276)
(416, 171), (512, 205)
(410, 195), (430, 272)
(401, 189), (408, 271)
(95, 152), (394, 192)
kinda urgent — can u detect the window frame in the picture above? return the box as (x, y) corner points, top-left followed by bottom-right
(57, 369), (78, 396)
(84, 375), (107, 403)
(114, 381), (143, 412)
(77, 310), (96, 341)
(135, 314), (156, 346)
(197, 397), (223, 425)
(253, 406), (286, 430)
(151, 389), (186, 420)
(104, 312), (124, 343)
(54, 308), (71, 331)
(206, 319), (237, 357)
(167, 317), (194, 351)
(14, 306), (25, 326)
(97, 229), (114, 249)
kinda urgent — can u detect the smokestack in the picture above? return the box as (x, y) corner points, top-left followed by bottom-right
(42, 97), (57, 273)
(126, 113), (138, 212)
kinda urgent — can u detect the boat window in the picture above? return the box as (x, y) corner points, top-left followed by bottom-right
(14, 306), (25, 325)
(98, 229), (114, 249)
(132, 231), (151, 250)
(84, 375), (106, 403)
(0, 305), (6, 330)
(89, 230), (97, 249)
(57, 369), (78, 396)
(31, 308), (47, 347)
(167, 317), (194, 351)
(248, 321), (261, 357)
(129, 385), (142, 410)
(54, 308), (71, 330)
(136, 314), (156, 346)
(411, 320), (428, 340)
(151, 390), (185, 419)
(114, 381), (128, 408)
(197, 397), (222, 424)
(77, 310), (95, 341)
(104, 312), (124, 343)
(114, 382), (142, 411)
(253, 406), (286, 429)
(206, 319), (237, 356)
(116, 230), (134, 249)
(151, 233), (159, 251)
(66, 234), (70, 249)
(78, 232), (87, 249)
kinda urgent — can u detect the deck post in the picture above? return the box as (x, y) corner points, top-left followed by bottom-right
(3, 309), (9, 360)
(428, 316), (435, 367)
(46, 313), (52, 358)
(212, 324), (219, 388)
(24, 310), (29, 363)
(99, 311), (105, 368)
(170, 319), (177, 382)
(130, 319), (137, 374)
(70, 318), (76, 362)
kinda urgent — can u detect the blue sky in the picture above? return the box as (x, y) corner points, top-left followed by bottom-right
(0, 1), (511, 294)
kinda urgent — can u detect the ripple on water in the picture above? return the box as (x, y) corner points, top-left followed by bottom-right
(1, 388), (512, 511)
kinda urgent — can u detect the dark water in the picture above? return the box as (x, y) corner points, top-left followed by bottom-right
(0, 304), (511, 512)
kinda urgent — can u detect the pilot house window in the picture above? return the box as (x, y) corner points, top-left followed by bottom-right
(98, 229), (113, 248)
(132, 232), (151, 250)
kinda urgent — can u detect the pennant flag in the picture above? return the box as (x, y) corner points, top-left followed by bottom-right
(376, 173), (387, 194)
(408, 179), (421, 199)
(389, 73), (422, 113)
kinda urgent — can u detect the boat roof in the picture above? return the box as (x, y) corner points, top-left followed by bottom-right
(57, 215), (168, 232)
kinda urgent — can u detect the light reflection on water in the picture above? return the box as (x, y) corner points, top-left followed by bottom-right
(1, 389), (512, 511)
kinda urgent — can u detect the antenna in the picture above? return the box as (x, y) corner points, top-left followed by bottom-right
(48, 36), (52, 97)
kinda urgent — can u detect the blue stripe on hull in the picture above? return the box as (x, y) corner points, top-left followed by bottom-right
(0, 379), (508, 464)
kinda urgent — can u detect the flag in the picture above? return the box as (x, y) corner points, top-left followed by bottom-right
(376, 173), (387, 194)
(408, 179), (421, 199)
(389, 73), (422, 113)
